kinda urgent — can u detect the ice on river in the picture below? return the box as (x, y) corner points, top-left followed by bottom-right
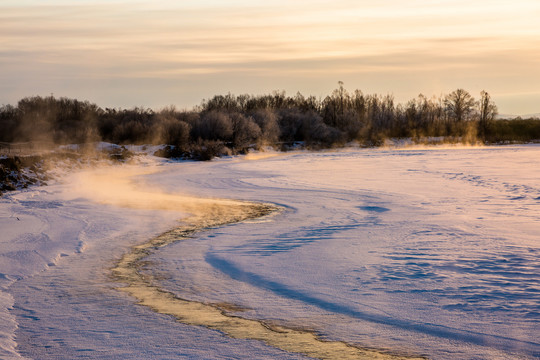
(1, 145), (539, 359)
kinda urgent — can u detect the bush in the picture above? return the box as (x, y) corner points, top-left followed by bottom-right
(191, 139), (231, 161)
(231, 113), (262, 151)
(486, 118), (540, 143)
(250, 109), (280, 145)
(153, 116), (191, 150)
(192, 111), (233, 141)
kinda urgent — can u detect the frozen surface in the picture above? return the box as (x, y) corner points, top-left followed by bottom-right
(146, 146), (540, 359)
(1, 145), (539, 359)
(1, 163), (307, 359)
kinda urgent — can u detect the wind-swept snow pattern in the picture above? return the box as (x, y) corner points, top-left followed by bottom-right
(2, 163), (312, 359)
(113, 203), (419, 359)
(1, 145), (540, 359)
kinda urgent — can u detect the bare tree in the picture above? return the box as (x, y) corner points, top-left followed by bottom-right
(444, 89), (476, 123)
(477, 90), (498, 139)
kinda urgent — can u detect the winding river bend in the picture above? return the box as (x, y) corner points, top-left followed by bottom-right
(7, 146), (540, 359)
(112, 201), (422, 360)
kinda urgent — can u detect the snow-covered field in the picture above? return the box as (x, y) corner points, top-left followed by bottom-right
(1, 145), (539, 359)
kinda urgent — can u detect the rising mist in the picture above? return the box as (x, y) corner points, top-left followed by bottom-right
(2, 85), (540, 161)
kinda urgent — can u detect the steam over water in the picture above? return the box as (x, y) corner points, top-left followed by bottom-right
(3, 145), (540, 359)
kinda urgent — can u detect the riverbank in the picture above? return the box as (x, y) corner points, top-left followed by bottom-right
(0, 144), (136, 196)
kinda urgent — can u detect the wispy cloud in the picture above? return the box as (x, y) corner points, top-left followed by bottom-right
(1, 0), (540, 113)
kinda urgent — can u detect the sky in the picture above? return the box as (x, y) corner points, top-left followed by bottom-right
(1, 0), (540, 115)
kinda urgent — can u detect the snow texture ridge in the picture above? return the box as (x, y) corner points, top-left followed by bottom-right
(1, 146), (539, 359)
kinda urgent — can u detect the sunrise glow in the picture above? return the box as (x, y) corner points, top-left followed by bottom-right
(1, 0), (539, 114)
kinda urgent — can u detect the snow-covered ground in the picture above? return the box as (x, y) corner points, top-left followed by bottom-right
(1, 145), (539, 359)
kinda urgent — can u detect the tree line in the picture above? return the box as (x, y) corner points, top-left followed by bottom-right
(1, 84), (539, 159)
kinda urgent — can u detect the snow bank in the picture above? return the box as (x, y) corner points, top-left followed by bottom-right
(0, 159), (186, 359)
(2, 145), (540, 359)
(1, 157), (311, 359)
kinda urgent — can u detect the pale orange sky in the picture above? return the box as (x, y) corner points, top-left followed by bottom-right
(1, 0), (540, 114)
